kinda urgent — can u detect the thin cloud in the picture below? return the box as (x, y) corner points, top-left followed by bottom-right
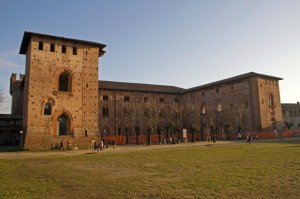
(0, 49), (24, 70)
(0, 82), (5, 106)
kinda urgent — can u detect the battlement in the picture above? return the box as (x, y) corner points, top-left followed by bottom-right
(10, 73), (24, 95)
(10, 73), (24, 83)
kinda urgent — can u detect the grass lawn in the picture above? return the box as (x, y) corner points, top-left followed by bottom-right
(0, 139), (300, 199)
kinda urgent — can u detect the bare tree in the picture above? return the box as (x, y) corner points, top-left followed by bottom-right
(132, 100), (142, 145)
(282, 110), (294, 130)
(234, 103), (248, 134)
(142, 102), (159, 145)
(0, 82), (4, 106)
(183, 103), (203, 143)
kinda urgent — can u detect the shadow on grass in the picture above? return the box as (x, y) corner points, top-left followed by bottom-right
(0, 145), (22, 152)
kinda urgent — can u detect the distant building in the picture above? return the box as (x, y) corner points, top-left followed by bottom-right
(2, 31), (285, 149)
(281, 102), (300, 129)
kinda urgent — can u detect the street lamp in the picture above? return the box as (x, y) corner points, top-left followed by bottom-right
(19, 131), (23, 150)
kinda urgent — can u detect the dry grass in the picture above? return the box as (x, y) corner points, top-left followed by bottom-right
(0, 139), (300, 199)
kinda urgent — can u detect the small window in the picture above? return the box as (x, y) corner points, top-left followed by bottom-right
(144, 97), (148, 102)
(62, 45), (66, 53)
(103, 95), (108, 101)
(159, 98), (164, 103)
(174, 98), (179, 103)
(50, 43), (55, 52)
(73, 46), (77, 55)
(124, 96), (130, 102)
(231, 85), (234, 90)
(38, 42), (43, 50)
(245, 100), (248, 109)
(44, 103), (51, 115)
(216, 88), (219, 93)
(202, 91), (205, 96)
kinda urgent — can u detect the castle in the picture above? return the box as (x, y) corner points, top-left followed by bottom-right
(2, 32), (284, 149)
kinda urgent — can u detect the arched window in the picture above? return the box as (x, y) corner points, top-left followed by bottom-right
(59, 72), (70, 92)
(58, 114), (68, 135)
(102, 106), (109, 117)
(269, 94), (275, 107)
(202, 105), (206, 114)
(44, 103), (52, 115)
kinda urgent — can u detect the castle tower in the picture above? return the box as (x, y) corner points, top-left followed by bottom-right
(19, 32), (106, 149)
(10, 73), (24, 115)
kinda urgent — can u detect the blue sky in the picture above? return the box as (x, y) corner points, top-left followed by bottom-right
(0, 0), (300, 113)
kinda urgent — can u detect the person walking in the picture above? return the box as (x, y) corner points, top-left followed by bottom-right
(112, 138), (116, 149)
(238, 133), (242, 140)
(67, 139), (71, 150)
(246, 133), (252, 145)
(59, 139), (64, 151)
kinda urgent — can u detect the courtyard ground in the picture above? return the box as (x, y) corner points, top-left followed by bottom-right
(0, 138), (299, 199)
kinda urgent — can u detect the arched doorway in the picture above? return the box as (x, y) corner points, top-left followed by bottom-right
(52, 110), (73, 136)
(58, 114), (68, 135)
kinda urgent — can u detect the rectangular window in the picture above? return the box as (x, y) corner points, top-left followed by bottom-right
(38, 42), (43, 50)
(202, 91), (205, 96)
(144, 97), (148, 102)
(50, 43), (55, 52)
(216, 88), (219, 93)
(73, 46), (77, 55)
(124, 96), (130, 102)
(102, 107), (109, 117)
(174, 98), (179, 103)
(159, 98), (164, 103)
(62, 45), (66, 53)
(103, 95), (108, 101)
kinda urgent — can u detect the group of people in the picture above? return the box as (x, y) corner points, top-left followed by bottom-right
(59, 139), (71, 150)
(94, 138), (116, 151)
(160, 137), (181, 145)
(246, 133), (258, 145)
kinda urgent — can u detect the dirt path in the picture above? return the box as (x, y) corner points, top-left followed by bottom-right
(0, 140), (233, 160)
(1, 138), (297, 160)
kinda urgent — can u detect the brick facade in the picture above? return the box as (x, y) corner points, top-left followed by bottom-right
(5, 31), (286, 149)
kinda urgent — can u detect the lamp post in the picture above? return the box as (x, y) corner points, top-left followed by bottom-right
(19, 131), (23, 150)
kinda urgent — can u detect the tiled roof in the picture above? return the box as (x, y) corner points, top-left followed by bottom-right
(99, 80), (185, 94)
(186, 72), (283, 92)
(99, 72), (282, 94)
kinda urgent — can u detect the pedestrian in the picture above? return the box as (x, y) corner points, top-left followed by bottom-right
(100, 139), (104, 151)
(238, 133), (242, 140)
(247, 133), (252, 145)
(112, 138), (116, 149)
(94, 141), (98, 151)
(59, 139), (64, 151)
(67, 139), (71, 150)
(169, 137), (172, 145)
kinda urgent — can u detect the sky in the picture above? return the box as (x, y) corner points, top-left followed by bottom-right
(0, 0), (300, 113)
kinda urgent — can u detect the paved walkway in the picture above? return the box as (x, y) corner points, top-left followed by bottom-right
(0, 140), (232, 159)
(0, 138), (298, 160)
